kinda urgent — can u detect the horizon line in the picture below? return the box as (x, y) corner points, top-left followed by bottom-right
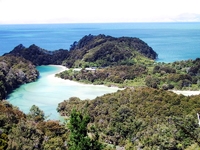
(0, 21), (200, 25)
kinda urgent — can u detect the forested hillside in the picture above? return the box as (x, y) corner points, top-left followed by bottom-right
(64, 34), (157, 68)
(1, 87), (200, 149)
(5, 44), (69, 65)
(0, 101), (68, 149)
(57, 87), (200, 149)
(0, 55), (39, 99)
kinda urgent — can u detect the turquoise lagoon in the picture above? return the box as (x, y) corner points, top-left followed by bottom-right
(7, 65), (119, 120)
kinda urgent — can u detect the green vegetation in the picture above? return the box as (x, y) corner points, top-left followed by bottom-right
(0, 55), (39, 99)
(57, 87), (200, 149)
(0, 100), (68, 149)
(64, 34), (157, 68)
(0, 100), (107, 150)
(5, 44), (69, 65)
(57, 65), (147, 87)
(57, 58), (200, 90)
(68, 109), (103, 150)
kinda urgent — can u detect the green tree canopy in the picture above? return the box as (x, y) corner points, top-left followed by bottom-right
(68, 109), (103, 150)
(27, 105), (45, 122)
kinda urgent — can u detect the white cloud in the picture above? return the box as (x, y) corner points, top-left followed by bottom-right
(173, 13), (200, 22)
(0, 0), (200, 24)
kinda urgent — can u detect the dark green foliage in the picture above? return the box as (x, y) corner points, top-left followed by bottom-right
(188, 58), (200, 76)
(145, 75), (160, 88)
(153, 65), (176, 74)
(68, 109), (103, 150)
(63, 34), (157, 68)
(58, 87), (200, 149)
(57, 65), (147, 86)
(0, 101), (67, 149)
(142, 59), (200, 90)
(0, 55), (39, 99)
(85, 43), (133, 66)
(5, 44), (69, 65)
(27, 105), (45, 122)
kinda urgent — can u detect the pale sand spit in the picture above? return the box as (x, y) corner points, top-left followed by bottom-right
(47, 65), (120, 89)
(171, 90), (200, 96)
(48, 65), (69, 72)
(47, 66), (200, 94)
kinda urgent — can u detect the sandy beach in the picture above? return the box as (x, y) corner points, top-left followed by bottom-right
(48, 65), (200, 96)
(47, 65), (82, 86)
(47, 65), (120, 89)
(171, 90), (200, 96)
(48, 65), (68, 72)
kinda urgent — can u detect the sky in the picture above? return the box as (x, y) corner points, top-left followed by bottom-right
(0, 0), (200, 24)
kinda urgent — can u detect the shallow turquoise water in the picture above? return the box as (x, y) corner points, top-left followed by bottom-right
(7, 65), (119, 120)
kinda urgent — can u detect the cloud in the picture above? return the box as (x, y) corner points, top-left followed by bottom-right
(173, 13), (200, 22)
(0, 0), (200, 24)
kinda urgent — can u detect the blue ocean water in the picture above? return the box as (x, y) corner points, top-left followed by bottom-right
(7, 65), (119, 120)
(0, 22), (200, 62)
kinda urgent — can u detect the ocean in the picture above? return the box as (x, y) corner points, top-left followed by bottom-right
(0, 22), (200, 62)
(2, 22), (200, 120)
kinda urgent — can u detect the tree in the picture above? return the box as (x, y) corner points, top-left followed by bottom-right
(27, 105), (45, 122)
(145, 75), (159, 88)
(68, 109), (103, 150)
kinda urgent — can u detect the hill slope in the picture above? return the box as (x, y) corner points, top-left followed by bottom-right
(0, 55), (39, 99)
(57, 87), (200, 149)
(64, 34), (158, 67)
(5, 44), (69, 66)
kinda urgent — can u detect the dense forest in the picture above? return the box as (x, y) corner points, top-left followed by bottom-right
(5, 44), (69, 65)
(0, 100), (112, 150)
(57, 87), (200, 149)
(0, 101), (68, 149)
(64, 34), (157, 68)
(1, 87), (200, 149)
(57, 58), (200, 90)
(0, 55), (39, 99)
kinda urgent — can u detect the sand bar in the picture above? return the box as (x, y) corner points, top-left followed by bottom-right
(47, 65), (120, 90)
(171, 90), (200, 96)
(48, 66), (200, 95)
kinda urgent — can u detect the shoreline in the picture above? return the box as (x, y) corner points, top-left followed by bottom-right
(170, 90), (200, 96)
(47, 65), (200, 96)
(47, 65), (120, 90)
(48, 64), (69, 72)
